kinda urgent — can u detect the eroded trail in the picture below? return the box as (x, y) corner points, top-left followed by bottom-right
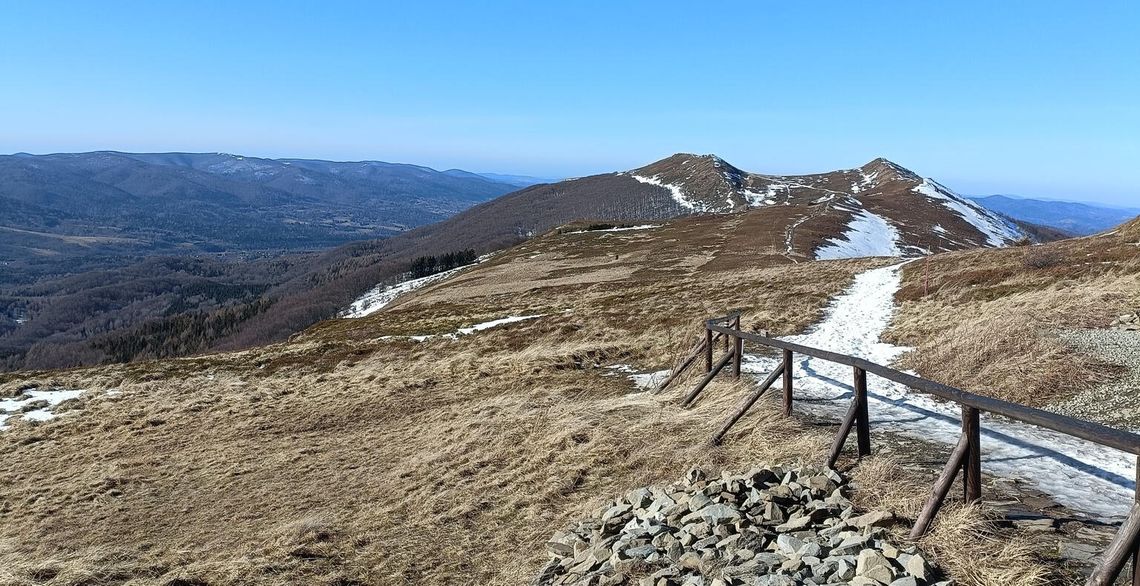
(741, 262), (1136, 520)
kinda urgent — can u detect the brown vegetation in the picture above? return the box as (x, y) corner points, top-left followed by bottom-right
(1, 213), (1109, 585)
(888, 228), (1140, 408)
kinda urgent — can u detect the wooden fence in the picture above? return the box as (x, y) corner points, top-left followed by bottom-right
(655, 312), (1140, 586)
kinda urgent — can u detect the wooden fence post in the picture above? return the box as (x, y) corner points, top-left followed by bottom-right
(854, 366), (871, 457)
(653, 337), (709, 395)
(909, 435), (971, 540)
(732, 334), (742, 379)
(782, 350), (793, 416)
(827, 397), (861, 469)
(682, 348), (735, 407)
(1088, 503), (1140, 586)
(705, 325), (713, 373)
(962, 406), (982, 503)
(1133, 455), (1139, 586)
(711, 363), (785, 445)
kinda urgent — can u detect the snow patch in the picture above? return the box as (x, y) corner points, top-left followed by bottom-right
(343, 256), (491, 318)
(741, 190), (776, 207)
(630, 370), (670, 390)
(606, 365), (670, 390)
(742, 263), (1135, 520)
(0, 388), (87, 430)
(631, 174), (700, 210)
(456, 315), (543, 335)
(815, 210), (904, 260)
(566, 224), (661, 234)
(381, 314), (543, 342)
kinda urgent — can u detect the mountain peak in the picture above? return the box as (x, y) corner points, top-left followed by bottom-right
(859, 157), (920, 183)
(633, 153), (743, 177)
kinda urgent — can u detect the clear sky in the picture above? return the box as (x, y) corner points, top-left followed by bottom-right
(2, 1), (1137, 205)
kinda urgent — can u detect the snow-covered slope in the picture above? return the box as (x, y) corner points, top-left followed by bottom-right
(913, 180), (1023, 246)
(815, 210), (904, 260)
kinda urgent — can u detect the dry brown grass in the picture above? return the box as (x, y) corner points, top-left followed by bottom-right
(846, 454), (1053, 586)
(888, 230), (1140, 408)
(0, 213), (1076, 585)
(921, 505), (1051, 586)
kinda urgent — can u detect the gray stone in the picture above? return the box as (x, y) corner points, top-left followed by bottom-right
(678, 551), (702, 570)
(546, 540), (575, 557)
(848, 510), (894, 529)
(753, 575), (796, 586)
(682, 503), (741, 525)
(688, 491), (712, 512)
(775, 513), (813, 532)
(904, 552), (931, 581)
(856, 548), (895, 584)
(834, 558), (856, 581)
(776, 534), (805, 555)
(624, 544), (656, 559)
(797, 542), (823, 558)
(601, 504), (632, 522)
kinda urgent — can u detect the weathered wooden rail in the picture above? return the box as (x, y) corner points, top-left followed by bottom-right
(656, 312), (1140, 586)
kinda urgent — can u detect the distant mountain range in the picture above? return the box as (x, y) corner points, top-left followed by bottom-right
(445, 170), (554, 187)
(967, 194), (1140, 236)
(0, 152), (1061, 371)
(0, 151), (520, 282)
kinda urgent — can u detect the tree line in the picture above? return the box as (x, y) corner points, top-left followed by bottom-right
(408, 249), (478, 279)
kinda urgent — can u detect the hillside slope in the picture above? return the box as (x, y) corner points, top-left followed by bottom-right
(1, 154), (1043, 371)
(888, 216), (1140, 413)
(2, 209), (1112, 584)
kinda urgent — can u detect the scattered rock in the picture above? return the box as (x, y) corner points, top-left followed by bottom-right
(1111, 312), (1140, 331)
(535, 465), (949, 585)
(1060, 540), (1101, 562)
(848, 510), (895, 529)
(1011, 518), (1056, 533)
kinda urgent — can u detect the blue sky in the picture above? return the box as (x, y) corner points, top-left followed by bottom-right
(1, 1), (1137, 205)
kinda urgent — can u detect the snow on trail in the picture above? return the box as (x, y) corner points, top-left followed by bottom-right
(741, 262), (1135, 520)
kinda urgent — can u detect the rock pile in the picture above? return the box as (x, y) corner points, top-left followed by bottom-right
(1111, 312), (1140, 331)
(536, 466), (950, 586)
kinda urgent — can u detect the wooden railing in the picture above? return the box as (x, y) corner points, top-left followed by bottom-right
(656, 312), (1140, 586)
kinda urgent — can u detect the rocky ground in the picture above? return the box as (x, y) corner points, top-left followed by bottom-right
(1109, 312), (1140, 332)
(1051, 326), (1140, 431)
(535, 465), (948, 586)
